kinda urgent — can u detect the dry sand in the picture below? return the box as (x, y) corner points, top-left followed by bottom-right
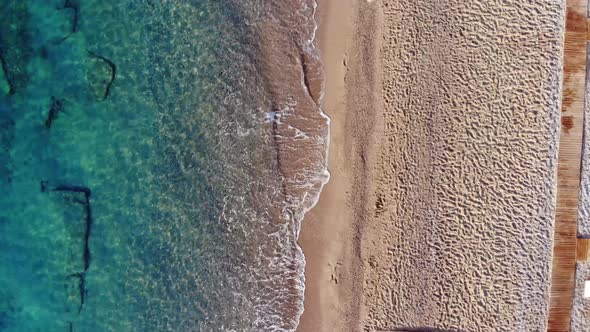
(572, 4), (590, 327)
(298, 0), (567, 331)
(577, 11), (590, 241)
(571, 262), (590, 330)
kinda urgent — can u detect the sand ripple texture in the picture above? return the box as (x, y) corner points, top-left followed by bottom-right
(358, 0), (563, 331)
(571, 262), (590, 330)
(579, 41), (590, 238)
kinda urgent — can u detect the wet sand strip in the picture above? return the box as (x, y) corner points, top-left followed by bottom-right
(547, 1), (588, 331)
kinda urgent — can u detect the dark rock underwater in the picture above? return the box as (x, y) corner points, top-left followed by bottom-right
(0, 0), (327, 331)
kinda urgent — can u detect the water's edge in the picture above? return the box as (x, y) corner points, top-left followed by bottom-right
(291, 1), (332, 328)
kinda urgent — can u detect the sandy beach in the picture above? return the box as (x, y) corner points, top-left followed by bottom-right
(297, 0), (376, 330)
(299, 0), (567, 330)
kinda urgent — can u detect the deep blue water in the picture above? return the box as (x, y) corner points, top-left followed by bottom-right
(0, 1), (328, 331)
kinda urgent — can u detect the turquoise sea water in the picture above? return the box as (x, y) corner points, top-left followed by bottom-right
(0, 1), (329, 331)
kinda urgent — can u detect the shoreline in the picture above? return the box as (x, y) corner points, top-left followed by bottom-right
(297, 0), (378, 330)
(297, 0), (354, 329)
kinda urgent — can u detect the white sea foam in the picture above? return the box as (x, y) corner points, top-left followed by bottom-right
(286, 0), (331, 330)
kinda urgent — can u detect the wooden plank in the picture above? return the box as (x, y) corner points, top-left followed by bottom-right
(577, 238), (590, 261)
(547, 2), (587, 332)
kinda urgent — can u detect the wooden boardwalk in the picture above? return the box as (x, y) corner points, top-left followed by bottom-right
(547, 1), (588, 331)
(577, 238), (590, 262)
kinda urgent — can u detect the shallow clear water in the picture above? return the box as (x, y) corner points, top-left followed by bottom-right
(0, 1), (328, 331)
